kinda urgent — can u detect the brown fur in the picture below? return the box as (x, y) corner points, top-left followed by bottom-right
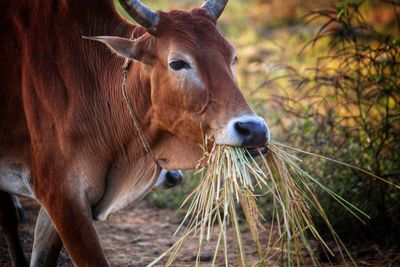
(0, 0), (254, 265)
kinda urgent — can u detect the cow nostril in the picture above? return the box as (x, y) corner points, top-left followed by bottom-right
(233, 120), (268, 148)
(234, 122), (251, 137)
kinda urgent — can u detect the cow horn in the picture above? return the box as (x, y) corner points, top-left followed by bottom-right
(118, 0), (159, 29)
(201, 0), (228, 20)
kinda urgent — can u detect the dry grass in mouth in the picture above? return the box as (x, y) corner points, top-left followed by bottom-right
(149, 138), (397, 267)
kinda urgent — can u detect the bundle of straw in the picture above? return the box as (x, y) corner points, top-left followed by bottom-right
(149, 138), (396, 266)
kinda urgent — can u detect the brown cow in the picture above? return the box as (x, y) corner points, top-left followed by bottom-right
(0, 0), (270, 266)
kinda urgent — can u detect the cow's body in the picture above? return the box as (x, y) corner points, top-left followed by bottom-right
(0, 2), (161, 265)
(0, 0), (270, 265)
(0, 0), (161, 216)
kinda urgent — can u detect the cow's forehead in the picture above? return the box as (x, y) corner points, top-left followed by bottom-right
(155, 9), (235, 59)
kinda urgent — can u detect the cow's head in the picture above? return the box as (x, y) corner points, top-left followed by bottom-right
(86, 0), (270, 169)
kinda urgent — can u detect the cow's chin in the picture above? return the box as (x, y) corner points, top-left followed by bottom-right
(215, 141), (269, 157)
(157, 144), (268, 170)
(246, 145), (269, 157)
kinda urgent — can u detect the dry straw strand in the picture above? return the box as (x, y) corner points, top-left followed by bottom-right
(148, 137), (392, 267)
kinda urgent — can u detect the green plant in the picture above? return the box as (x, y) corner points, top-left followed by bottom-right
(269, 0), (400, 247)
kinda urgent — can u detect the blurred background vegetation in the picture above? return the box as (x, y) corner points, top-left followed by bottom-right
(116, 0), (400, 257)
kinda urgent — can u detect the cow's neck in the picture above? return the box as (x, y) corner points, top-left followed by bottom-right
(30, 1), (157, 162)
(69, 1), (156, 159)
(61, 1), (160, 204)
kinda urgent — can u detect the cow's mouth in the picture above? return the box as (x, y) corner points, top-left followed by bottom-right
(247, 145), (269, 157)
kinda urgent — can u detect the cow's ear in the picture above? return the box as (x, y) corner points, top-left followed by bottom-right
(83, 36), (145, 61)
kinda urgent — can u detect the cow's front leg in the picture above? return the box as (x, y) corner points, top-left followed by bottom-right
(30, 207), (63, 267)
(0, 191), (28, 267)
(37, 184), (108, 267)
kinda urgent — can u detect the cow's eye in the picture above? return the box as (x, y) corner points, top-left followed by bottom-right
(169, 60), (191, 71)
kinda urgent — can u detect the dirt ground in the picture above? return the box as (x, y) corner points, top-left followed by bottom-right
(1, 198), (399, 267)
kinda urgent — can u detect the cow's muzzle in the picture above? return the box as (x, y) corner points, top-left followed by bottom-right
(234, 120), (268, 147)
(215, 115), (270, 149)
